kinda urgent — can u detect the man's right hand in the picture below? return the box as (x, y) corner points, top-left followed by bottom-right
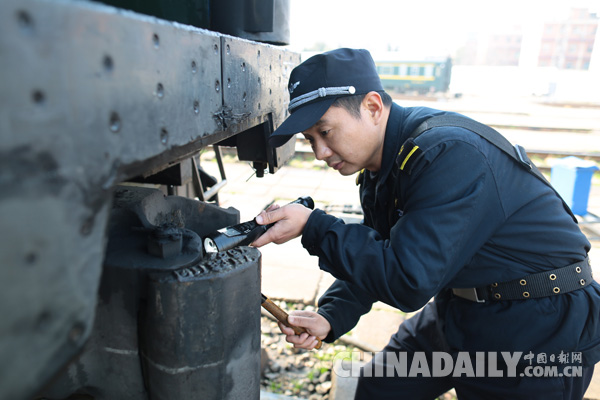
(252, 203), (313, 247)
(278, 310), (331, 350)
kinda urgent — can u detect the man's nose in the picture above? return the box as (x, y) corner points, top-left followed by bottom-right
(313, 143), (332, 160)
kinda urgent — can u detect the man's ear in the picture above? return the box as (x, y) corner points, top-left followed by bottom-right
(362, 91), (384, 124)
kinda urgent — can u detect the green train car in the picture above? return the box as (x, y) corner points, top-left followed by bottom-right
(375, 57), (452, 94)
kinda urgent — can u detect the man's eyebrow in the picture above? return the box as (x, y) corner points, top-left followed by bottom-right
(313, 118), (327, 127)
(303, 118), (329, 135)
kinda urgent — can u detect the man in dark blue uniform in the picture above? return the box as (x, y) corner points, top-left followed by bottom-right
(252, 48), (600, 399)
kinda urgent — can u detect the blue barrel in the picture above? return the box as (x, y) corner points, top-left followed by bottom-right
(551, 156), (599, 216)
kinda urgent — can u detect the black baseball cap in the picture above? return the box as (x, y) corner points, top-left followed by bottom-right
(269, 48), (384, 147)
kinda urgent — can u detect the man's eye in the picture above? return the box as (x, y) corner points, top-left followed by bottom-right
(320, 130), (329, 136)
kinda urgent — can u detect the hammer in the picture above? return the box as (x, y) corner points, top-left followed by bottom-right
(261, 293), (322, 350)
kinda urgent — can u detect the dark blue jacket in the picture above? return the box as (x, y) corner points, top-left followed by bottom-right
(302, 103), (600, 366)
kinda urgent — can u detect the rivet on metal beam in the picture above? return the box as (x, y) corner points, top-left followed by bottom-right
(25, 252), (37, 265)
(68, 322), (85, 343)
(103, 55), (114, 72)
(31, 89), (45, 105)
(16, 10), (33, 32)
(109, 111), (121, 133)
(80, 217), (93, 236)
(156, 83), (164, 98)
(191, 60), (197, 74)
(226, 44), (230, 55)
(160, 128), (168, 145)
(35, 311), (51, 331)
(193, 101), (199, 114)
(215, 80), (220, 92)
(152, 33), (160, 49)
(214, 43), (219, 54)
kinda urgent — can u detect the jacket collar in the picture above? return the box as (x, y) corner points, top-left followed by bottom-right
(374, 103), (406, 189)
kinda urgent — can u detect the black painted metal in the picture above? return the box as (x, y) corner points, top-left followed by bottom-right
(95, 0), (211, 30)
(210, 0), (290, 45)
(41, 186), (260, 399)
(95, 0), (290, 45)
(143, 248), (262, 399)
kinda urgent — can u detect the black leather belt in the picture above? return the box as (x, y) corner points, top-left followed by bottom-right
(452, 257), (592, 303)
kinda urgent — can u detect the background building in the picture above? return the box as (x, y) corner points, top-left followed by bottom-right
(455, 28), (525, 67)
(538, 8), (598, 70)
(455, 8), (598, 70)
(485, 27), (524, 66)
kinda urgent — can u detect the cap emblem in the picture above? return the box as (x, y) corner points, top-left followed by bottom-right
(289, 81), (301, 94)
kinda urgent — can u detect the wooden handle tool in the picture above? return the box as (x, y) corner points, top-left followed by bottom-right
(261, 293), (322, 349)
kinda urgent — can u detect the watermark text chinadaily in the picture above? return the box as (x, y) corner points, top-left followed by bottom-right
(330, 351), (582, 378)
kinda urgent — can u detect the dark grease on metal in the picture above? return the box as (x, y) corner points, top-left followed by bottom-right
(173, 247), (256, 282)
(0, 146), (66, 199)
(77, 161), (120, 237)
(147, 224), (184, 259)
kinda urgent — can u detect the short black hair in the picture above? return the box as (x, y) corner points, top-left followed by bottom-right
(331, 90), (393, 119)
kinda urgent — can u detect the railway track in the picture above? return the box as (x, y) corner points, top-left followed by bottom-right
(527, 150), (600, 160)
(523, 150), (600, 175)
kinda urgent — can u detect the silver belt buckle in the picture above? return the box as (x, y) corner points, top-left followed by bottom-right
(452, 288), (485, 303)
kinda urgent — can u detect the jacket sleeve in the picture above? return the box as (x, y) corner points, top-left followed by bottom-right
(302, 136), (507, 312)
(316, 279), (376, 342)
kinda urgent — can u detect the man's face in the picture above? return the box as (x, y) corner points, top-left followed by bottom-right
(302, 104), (383, 176)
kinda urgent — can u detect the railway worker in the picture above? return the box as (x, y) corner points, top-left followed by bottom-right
(252, 48), (600, 399)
